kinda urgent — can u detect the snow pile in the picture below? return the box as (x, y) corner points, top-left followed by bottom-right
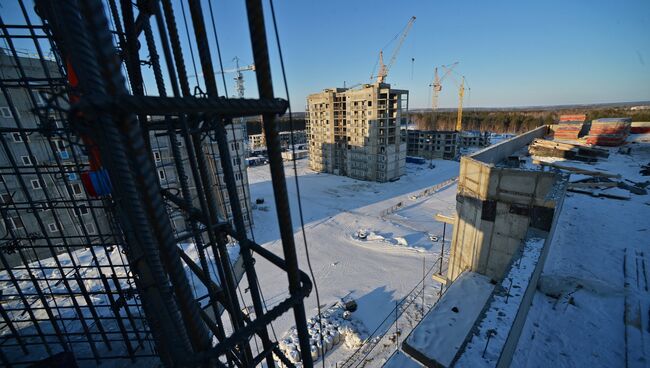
(275, 302), (367, 365)
(354, 229), (412, 248)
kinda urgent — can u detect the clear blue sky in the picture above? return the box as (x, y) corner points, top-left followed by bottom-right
(3, 0), (649, 110)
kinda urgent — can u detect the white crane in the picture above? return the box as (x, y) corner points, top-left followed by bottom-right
(430, 61), (459, 111)
(216, 56), (255, 98)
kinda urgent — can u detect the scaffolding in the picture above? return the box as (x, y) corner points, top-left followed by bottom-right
(0, 0), (313, 366)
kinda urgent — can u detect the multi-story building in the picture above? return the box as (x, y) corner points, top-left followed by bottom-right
(459, 130), (490, 148)
(307, 83), (408, 182)
(149, 122), (253, 233)
(405, 129), (458, 160)
(248, 130), (307, 151)
(0, 52), (253, 268)
(0, 52), (116, 267)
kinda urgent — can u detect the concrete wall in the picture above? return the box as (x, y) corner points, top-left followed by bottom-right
(447, 125), (564, 282)
(496, 186), (566, 367)
(470, 125), (548, 164)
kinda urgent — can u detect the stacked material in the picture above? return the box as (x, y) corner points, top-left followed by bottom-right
(529, 139), (609, 162)
(631, 121), (650, 134)
(586, 118), (631, 146)
(554, 114), (586, 140)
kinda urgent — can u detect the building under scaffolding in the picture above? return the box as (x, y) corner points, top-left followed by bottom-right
(0, 0), (314, 367)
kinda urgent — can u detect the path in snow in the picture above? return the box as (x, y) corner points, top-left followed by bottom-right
(239, 159), (459, 366)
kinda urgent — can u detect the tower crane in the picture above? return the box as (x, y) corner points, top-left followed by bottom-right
(216, 56), (255, 98)
(456, 76), (466, 131)
(430, 62), (459, 111)
(374, 16), (416, 84)
(440, 64), (470, 131)
(216, 57), (256, 147)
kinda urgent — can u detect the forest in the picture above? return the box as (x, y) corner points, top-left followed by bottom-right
(244, 107), (650, 136)
(408, 107), (650, 133)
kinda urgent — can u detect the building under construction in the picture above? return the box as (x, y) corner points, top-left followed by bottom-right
(307, 83), (408, 182)
(0, 0), (314, 367)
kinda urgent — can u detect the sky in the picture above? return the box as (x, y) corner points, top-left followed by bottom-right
(2, 0), (649, 110)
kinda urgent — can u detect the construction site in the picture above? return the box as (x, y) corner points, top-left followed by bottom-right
(0, 1), (649, 368)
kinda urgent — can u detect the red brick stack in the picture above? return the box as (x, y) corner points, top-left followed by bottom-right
(554, 114), (586, 140)
(586, 118), (631, 146)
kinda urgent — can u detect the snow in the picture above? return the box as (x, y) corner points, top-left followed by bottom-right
(402, 271), (494, 368)
(511, 137), (650, 368)
(383, 349), (425, 368)
(455, 237), (545, 367)
(240, 159), (460, 366)
(0, 242), (239, 366)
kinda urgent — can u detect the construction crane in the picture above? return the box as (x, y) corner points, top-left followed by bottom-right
(216, 57), (256, 148)
(440, 64), (469, 131)
(374, 16), (416, 84)
(430, 62), (459, 111)
(216, 56), (255, 98)
(456, 76), (466, 131)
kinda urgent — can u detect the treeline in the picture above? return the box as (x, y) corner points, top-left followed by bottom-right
(246, 118), (307, 135)
(409, 108), (650, 134)
(244, 107), (650, 135)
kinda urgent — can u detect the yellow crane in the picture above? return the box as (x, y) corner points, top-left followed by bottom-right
(456, 76), (465, 131)
(374, 16), (416, 84)
(440, 64), (469, 131)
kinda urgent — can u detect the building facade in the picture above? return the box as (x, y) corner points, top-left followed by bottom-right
(459, 130), (490, 148)
(405, 129), (458, 160)
(0, 53), (116, 267)
(149, 122), (253, 234)
(0, 52), (253, 268)
(248, 130), (307, 151)
(307, 83), (407, 182)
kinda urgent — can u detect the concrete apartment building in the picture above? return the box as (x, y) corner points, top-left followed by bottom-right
(150, 122), (253, 233)
(307, 83), (408, 182)
(248, 130), (307, 151)
(0, 52), (253, 268)
(405, 129), (458, 160)
(459, 130), (490, 148)
(0, 52), (115, 267)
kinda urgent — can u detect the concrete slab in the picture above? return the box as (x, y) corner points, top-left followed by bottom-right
(402, 271), (495, 367)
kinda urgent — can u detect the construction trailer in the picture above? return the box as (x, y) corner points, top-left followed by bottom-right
(0, 0), (314, 367)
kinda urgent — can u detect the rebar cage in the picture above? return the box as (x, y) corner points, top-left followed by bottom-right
(0, 0), (313, 367)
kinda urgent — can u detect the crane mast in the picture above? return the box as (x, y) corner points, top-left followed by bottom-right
(456, 76), (465, 131)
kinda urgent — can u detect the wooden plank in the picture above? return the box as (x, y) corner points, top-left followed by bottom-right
(568, 182), (619, 188)
(435, 213), (456, 224)
(537, 161), (621, 178)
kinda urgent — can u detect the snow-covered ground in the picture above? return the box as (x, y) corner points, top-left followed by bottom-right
(240, 159), (460, 366)
(511, 137), (650, 367)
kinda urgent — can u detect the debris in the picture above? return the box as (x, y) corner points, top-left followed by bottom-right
(567, 187), (630, 200)
(640, 163), (650, 176)
(536, 161), (621, 178)
(567, 182), (618, 189)
(529, 138), (608, 162)
(617, 182), (648, 195)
